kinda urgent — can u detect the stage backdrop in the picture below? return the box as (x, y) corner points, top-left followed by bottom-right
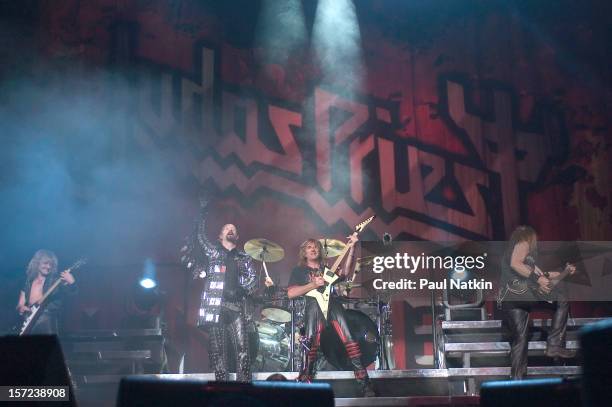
(0, 1), (610, 370)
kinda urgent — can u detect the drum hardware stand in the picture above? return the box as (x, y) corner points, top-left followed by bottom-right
(376, 296), (394, 370)
(430, 267), (441, 368)
(289, 299), (296, 372)
(297, 333), (311, 373)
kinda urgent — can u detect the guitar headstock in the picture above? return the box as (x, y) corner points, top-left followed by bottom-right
(354, 215), (375, 234)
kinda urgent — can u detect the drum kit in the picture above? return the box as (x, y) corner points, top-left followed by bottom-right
(243, 237), (395, 372)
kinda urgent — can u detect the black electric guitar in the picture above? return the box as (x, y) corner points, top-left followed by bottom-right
(502, 256), (576, 305)
(19, 258), (86, 335)
(529, 263), (575, 303)
(305, 216), (375, 320)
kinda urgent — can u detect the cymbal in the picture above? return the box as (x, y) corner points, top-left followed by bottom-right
(244, 238), (285, 263)
(357, 255), (377, 266)
(336, 281), (363, 289)
(319, 238), (346, 258)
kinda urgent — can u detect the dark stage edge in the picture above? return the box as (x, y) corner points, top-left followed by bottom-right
(74, 367), (580, 406)
(334, 396), (480, 406)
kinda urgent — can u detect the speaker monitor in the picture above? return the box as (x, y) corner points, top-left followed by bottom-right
(0, 335), (75, 406)
(480, 377), (581, 407)
(580, 318), (612, 407)
(117, 376), (334, 407)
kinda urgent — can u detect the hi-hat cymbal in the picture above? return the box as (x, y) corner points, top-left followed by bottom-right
(319, 238), (346, 258)
(357, 255), (377, 266)
(244, 238), (285, 263)
(336, 281), (363, 289)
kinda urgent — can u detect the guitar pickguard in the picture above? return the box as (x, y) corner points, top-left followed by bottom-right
(305, 267), (339, 320)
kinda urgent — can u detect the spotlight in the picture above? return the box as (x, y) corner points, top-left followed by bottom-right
(139, 278), (157, 289)
(139, 258), (157, 289)
(126, 258), (163, 323)
(450, 268), (469, 282)
(126, 278), (164, 329)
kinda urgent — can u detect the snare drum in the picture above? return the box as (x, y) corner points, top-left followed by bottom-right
(261, 288), (292, 323)
(261, 298), (291, 323)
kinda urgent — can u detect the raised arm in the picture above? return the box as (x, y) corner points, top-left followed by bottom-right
(340, 232), (358, 278)
(196, 198), (220, 259)
(180, 197), (219, 279)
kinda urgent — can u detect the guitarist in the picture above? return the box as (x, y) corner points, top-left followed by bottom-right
(16, 250), (76, 335)
(499, 226), (576, 380)
(287, 233), (375, 397)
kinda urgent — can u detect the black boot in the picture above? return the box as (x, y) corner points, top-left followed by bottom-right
(353, 366), (375, 397)
(545, 346), (575, 358)
(346, 341), (375, 397)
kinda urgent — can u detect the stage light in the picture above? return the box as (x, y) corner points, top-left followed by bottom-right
(383, 233), (393, 246)
(312, 0), (364, 95)
(126, 270), (164, 329)
(139, 257), (157, 289)
(450, 268), (470, 282)
(443, 248), (485, 320)
(139, 277), (157, 289)
(254, 0), (306, 66)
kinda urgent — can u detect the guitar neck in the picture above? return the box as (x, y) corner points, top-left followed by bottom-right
(328, 244), (353, 275)
(34, 259), (84, 306)
(37, 278), (64, 305)
(324, 215), (373, 276)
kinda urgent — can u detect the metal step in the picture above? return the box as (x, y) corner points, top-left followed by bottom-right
(67, 350), (152, 360)
(62, 328), (162, 338)
(445, 340), (579, 353)
(442, 318), (603, 331)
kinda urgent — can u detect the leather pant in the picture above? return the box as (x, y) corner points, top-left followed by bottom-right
(503, 297), (569, 379)
(30, 310), (59, 335)
(298, 299), (371, 389)
(208, 307), (251, 382)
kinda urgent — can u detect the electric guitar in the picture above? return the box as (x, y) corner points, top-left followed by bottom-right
(305, 216), (375, 320)
(530, 263), (576, 303)
(505, 261), (576, 304)
(19, 258), (87, 335)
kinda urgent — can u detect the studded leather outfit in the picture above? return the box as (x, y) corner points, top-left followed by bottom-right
(181, 199), (257, 381)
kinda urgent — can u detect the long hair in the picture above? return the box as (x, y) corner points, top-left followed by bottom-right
(298, 239), (324, 267)
(508, 225), (537, 254)
(25, 250), (58, 282)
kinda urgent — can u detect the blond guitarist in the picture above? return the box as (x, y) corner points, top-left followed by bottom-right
(287, 232), (375, 397)
(16, 250), (76, 335)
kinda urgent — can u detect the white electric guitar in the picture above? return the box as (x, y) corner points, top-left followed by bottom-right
(19, 258), (86, 336)
(305, 216), (375, 320)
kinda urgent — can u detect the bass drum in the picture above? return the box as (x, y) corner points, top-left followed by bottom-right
(320, 309), (380, 370)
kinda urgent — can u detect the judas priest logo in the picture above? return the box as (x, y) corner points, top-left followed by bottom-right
(135, 45), (568, 241)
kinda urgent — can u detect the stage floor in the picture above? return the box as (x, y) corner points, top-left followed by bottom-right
(75, 366), (580, 406)
(145, 366), (580, 381)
